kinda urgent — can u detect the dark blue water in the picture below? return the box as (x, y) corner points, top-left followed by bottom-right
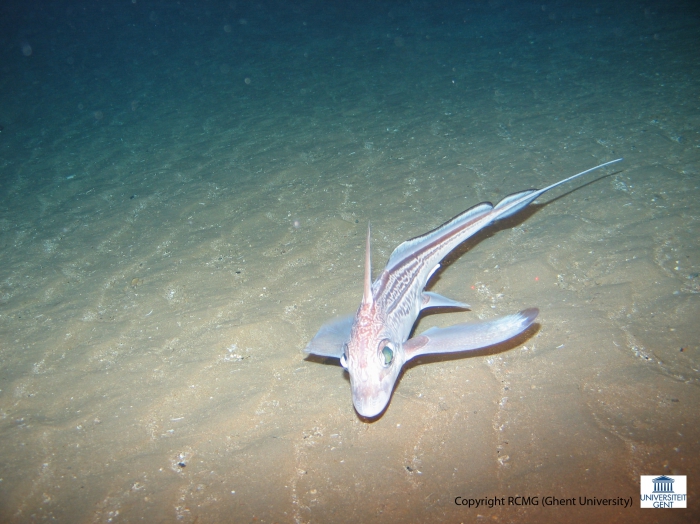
(2, 0), (696, 188)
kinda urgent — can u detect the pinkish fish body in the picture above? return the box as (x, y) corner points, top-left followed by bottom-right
(306, 158), (623, 418)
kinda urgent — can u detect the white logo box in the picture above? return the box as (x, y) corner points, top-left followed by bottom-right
(640, 475), (687, 509)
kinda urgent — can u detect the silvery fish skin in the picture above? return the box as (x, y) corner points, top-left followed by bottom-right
(306, 158), (623, 418)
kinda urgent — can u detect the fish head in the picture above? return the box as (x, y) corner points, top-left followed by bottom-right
(341, 303), (405, 418)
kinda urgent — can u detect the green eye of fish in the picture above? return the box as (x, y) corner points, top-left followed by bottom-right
(381, 345), (394, 366)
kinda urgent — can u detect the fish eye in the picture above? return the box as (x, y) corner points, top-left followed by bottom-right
(380, 344), (394, 367)
(340, 347), (348, 369)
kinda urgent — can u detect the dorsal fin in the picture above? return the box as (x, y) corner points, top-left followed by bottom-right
(362, 222), (373, 306)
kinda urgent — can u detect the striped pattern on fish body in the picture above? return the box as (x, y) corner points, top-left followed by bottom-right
(305, 158), (623, 418)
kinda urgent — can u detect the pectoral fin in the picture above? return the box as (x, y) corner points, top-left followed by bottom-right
(404, 308), (538, 361)
(421, 291), (469, 310)
(304, 315), (354, 358)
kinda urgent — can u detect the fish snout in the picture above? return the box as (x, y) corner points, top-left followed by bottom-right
(351, 381), (392, 418)
(350, 375), (394, 418)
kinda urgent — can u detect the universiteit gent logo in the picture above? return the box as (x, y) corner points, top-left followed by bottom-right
(640, 475), (687, 508)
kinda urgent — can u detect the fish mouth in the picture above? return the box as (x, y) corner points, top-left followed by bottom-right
(352, 388), (391, 418)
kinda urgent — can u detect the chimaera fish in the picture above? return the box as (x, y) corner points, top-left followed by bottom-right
(305, 158), (623, 418)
